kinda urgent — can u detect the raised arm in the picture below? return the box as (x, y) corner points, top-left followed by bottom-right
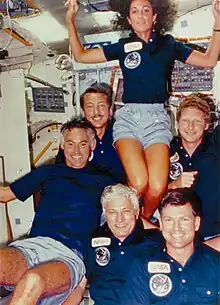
(185, 0), (220, 67)
(65, 0), (107, 63)
(0, 186), (16, 203)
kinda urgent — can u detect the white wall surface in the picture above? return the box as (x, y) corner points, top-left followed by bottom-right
(28, 58), (75, 124)
(172, 5), (213, 36)
(0, 69), (34, 243)
(172, 5), (220, 105)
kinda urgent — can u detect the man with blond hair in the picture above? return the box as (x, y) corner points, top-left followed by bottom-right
(168, 93), (220, 240)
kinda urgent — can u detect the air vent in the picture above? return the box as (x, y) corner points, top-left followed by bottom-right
(180, 20), (188, 28)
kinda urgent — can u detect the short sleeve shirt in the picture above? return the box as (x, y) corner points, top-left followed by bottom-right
(120, 244), (220, 305)
(103, 33), (193, 104)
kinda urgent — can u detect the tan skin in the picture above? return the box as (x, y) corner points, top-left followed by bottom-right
(168, 107), (209, 190)
(0, 128), (96, 305)
(65, 0), (220, 218)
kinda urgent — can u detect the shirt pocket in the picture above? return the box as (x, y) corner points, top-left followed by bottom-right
(195, 286), (217, 304)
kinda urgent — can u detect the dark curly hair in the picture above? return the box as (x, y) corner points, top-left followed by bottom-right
(108, 0), (178, 33)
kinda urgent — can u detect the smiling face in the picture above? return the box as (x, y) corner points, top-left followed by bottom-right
(159, 203), (200, 252)
(62, 128), (95, 169)
(82, 92), (111, 131)
(106, 195), (139, 242)
(177, 107), (209, 147)
(127, 0), (157, 35)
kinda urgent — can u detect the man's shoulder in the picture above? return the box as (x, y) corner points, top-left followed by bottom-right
(137, 242), (163, 260)
(170, 136), (181, 149)
(169, 137), (184, 162)
(102, 122), (114, 140)
(200, 243), (220, 262)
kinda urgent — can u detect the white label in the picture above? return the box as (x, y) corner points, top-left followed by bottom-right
(124, 42), (143, 53)
(91, 237), (111, 247)
(148, 262), (171, 274)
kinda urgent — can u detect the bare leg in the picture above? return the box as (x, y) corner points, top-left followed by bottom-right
(115, 140), (169, 220)
(115, 138), (148, 195)
(8, 261), (71, 305)
(204, 236), (220, 252)
(0, 248), (28, 285)
(143, 144), (170, 219)
(62, 276), (87, 305)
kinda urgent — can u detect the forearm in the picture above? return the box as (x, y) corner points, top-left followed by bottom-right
(168, 180), (178, 190)
(0, 186), (16, 203)
(66, 18), (85, 61)
(205, 24), (220, 65)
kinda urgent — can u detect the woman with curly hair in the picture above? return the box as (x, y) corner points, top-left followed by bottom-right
(65, 0), (220, 221)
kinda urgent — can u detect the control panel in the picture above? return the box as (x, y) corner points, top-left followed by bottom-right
(171, 42), (213, 92)
(32, 87), (65, 113)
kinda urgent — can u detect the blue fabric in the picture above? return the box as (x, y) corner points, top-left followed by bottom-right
(55, 123), (126, 183)
(91, 123), (126, 183)
(120, 244), (220, 305)
(10, 163), (115, 254)
(103, 32), (193, 104)
(169, 128), (220, 239)
(84, 220), (163, 305)
(113, 104), (172, 148)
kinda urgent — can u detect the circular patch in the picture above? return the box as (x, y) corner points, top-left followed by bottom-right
(149, 274), (172, 297)
(95, 247), (110, 266)
(169, 162), (183, 180)
(124, 52), (141, 69)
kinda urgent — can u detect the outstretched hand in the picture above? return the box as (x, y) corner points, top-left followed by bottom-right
(212, 0), (220, 23)
(65, 0), (79, 23)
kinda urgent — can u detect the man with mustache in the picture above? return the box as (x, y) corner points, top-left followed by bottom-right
(56, 85), (126, 184)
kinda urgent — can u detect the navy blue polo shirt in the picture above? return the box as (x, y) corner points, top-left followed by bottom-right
(91, 123), (126, 183)
(120, 243), (220, 305)
(169, 131), (220, 238)
(10, 163), (115, 254)
(103, 32), (193, 104)
(56, 123), (126, 183)
(84, 219), (163, 305)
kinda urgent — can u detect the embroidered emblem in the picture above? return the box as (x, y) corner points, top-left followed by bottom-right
(169, 162), (183, 180)
(124, 42), (143, 53)
(124, 52), (141, 69)
(170, 152), (179, 163)
(149, 274), (172, 297)
(95, 247), (110, 266)
(148, 262), (171, 274)
(92, 237), (111, 248)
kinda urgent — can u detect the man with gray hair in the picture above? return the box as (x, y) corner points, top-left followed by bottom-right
(64, 184), (220, 305)
(0, 117), (115, 305)
(63, 183), (161, 305)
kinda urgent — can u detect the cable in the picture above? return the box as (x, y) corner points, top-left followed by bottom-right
(55, 54), (72, 70)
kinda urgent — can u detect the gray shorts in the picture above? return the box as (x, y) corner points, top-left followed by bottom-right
(7, 236), (85, 305)
(113, 104), (172, 149)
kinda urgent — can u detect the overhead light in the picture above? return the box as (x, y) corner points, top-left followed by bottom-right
(16, 11), (68, 44)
